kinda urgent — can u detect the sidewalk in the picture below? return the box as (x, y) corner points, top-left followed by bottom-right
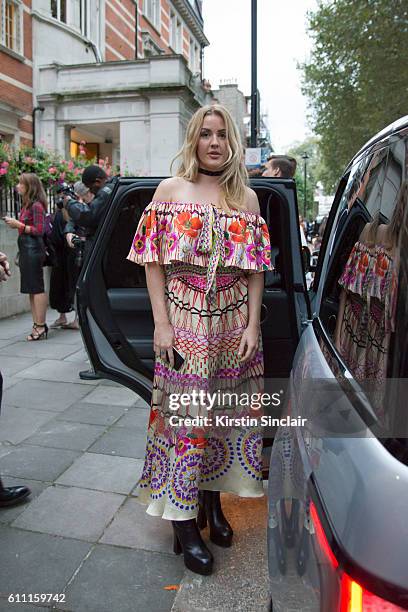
(0, 310), (269, 612)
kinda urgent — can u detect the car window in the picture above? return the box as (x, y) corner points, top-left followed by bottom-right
(103, 188), (154, 289)
(318, 130), (408, 444)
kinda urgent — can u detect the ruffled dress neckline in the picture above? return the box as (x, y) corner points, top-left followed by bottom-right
(127, 200), (273, 303)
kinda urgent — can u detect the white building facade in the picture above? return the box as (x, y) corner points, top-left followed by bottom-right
(30, 0), (211, 174)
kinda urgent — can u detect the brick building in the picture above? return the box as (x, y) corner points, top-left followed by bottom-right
(0, 0), (211, 174)
(0, 0), (34, 146)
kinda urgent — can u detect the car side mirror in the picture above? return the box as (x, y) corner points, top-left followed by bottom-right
(302, 246), (311, 272)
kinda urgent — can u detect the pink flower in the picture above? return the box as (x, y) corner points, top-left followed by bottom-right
(74, 168), (81, 176)
(0, 168), (7, 176)
(1, 161), (9, 169)
(158, 219), (171, 235)
(59, 171), (66, 181)
(67, 160), (74, 170)
(167, 232), (179, 252)
(246, 243), (256, 262)
(149, 232), (160, 252)
(48, 166), (57, 174)
(175, 436), (191, 456)
(224, 239), (235, 261)
(262, 246), (271, 266)
(133, 233), (146, 254)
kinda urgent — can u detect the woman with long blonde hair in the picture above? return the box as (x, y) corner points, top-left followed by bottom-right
(4, 173), (48, 340)
(127, 104), (272, 575)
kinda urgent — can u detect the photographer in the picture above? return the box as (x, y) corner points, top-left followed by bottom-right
(64, 165), (117, 249)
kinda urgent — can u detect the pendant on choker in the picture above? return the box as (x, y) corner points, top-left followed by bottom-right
(198, 167), (223, 177)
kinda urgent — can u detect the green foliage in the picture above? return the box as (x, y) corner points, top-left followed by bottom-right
(0, 142), (120, 190)
(301, 0), (408, 191)
(286, 137), (323, 219)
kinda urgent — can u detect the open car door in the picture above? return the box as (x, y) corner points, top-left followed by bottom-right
(77, 178), (311, 408)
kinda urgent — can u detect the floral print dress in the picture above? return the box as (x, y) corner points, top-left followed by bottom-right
(127, 201), (273, 521)
(338, 239), (398, 422)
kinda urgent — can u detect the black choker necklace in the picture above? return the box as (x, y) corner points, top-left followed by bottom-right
(198, 167), (223, 176)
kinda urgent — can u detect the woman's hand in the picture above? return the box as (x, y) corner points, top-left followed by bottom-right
(238, 323), (260, 363)
(66, 233), (75, 248)
(154, 321), (175, 367)
(4, 217), (21, 230)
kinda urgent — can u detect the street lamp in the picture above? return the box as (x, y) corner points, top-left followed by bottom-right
(250, 0), (258, 148)
(301, 152), (309, 219)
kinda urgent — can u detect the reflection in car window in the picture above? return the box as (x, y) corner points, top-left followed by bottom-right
(325, 130), (407, 436)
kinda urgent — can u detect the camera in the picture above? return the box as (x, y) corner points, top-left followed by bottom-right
(55, 182), (76, 210)
(71, 235), (85, 268)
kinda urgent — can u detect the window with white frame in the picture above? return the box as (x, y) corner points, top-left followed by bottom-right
(1, 0), (23, 54)
(79, 0), (90, 37)
(143, 0), (160, 31)
(169, 10), (181, 53)
(189, 37), (200, 74)
(51, 0), (67, 24)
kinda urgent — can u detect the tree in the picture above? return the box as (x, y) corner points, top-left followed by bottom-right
(301, 0), (408, 191)
(286, 137), (323, 220)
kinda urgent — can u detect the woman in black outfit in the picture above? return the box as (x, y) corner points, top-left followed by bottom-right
(4, 173), (48, 341)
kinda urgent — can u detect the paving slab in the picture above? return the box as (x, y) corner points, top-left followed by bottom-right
(13, 485), (125, 541)
(0, 445), (80, 481)
(172, 493), (270, 612)
(0, 405), (56, 444)
(115, 407), (150, 429)
(61, 544), (184, 612)
(44, 328), (84, 345)
(82, 385), (139, 407)
(0, 477), (49, 525)
(0, 601), (48, 612)
(56, 452), (143, 495)
(0, 341), (79, 360)
(87, 427), (147, 459)
(0, 337), (20, 349)
(14, 360), (100, 385)
(0, 356), (41, 377)
(0, 526), (91, 599)
(57, 402), (127, 426)
(62, 348), (88, 362)
(3, 379), (94, 411)
(24, 420), (106, 452)
(100, 497), (175, 553)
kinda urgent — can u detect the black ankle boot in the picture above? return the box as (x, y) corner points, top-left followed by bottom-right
(172, 519), (213, 576)
(0, 479), (31, 508)
(197, 491), (233, 548)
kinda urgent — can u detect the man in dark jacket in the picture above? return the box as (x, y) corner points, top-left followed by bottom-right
(64, 165), (118, 380)
(64, 165), (117, 238)
(0, 252), (31, 507)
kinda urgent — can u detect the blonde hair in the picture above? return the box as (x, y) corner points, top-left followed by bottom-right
(171, 104), (248, 211)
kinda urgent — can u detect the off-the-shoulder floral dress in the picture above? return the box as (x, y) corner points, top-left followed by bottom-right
(127, 201), (274, 520)
(338, 240), (398, 422)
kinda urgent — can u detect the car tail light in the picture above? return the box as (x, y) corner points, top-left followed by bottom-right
(310, 502), (406, 612)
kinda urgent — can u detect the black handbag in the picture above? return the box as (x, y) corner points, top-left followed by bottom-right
(43, 234), (57, 267)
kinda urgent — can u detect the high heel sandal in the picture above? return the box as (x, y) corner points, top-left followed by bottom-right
(27, 323), (48, 342)
(172, 519), (213, 576)
(197, 490), (233, 548)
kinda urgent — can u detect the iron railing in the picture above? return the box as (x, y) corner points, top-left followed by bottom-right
(0, 185), (58, 218)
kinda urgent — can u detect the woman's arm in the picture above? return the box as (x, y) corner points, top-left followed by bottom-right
(238, 272), (264, 363)
(334, 288), (347, 351)
(22, 203), (45, 236)
(144, 179), (178, 366)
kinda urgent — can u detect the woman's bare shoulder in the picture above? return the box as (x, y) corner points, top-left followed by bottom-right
(153, 177), (187, 202)
(244, 187), (260, 215)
